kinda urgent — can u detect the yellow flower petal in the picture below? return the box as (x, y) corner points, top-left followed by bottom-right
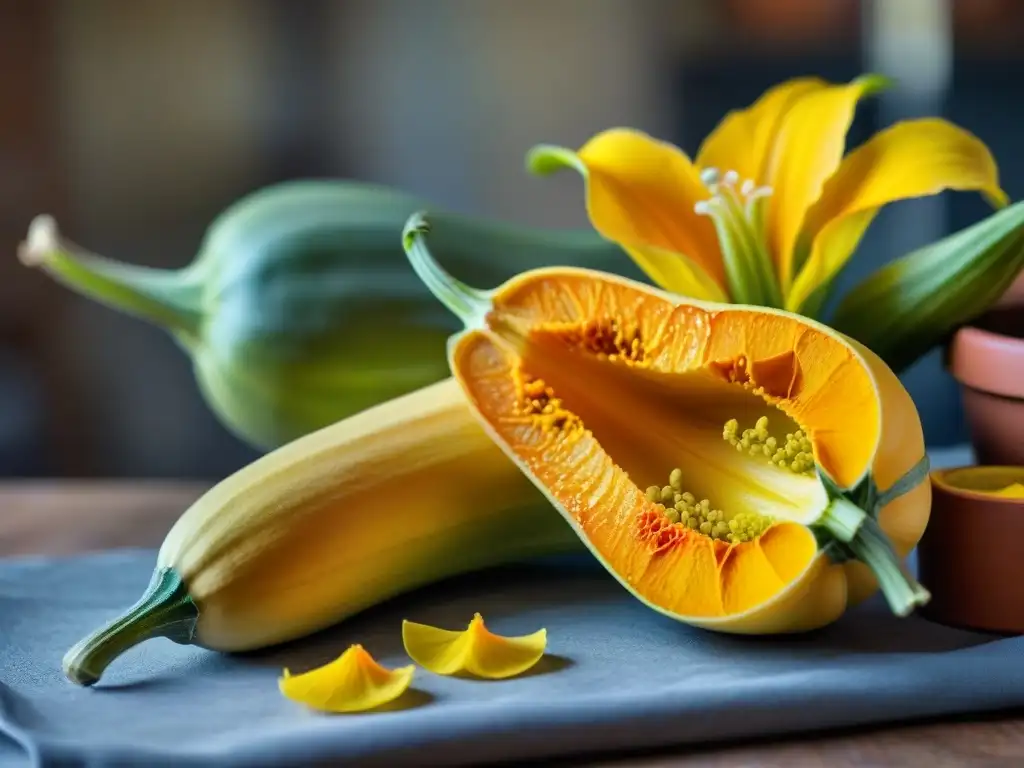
(765, 74), (891, 293)
(787, 117), (1008, 314)
(278, 644), (415, 713)
(528, 129), (726, 299)
(695, 76), (827, 188)
(402, 613), (547, 679)
(618, 242), (728, 303)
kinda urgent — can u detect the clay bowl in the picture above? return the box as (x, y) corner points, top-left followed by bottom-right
(918, 466), (1024, 634)
(946, 303), (1024, 465)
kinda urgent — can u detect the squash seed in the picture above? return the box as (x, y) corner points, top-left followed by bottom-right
(644, 467), (774, 544)
(723, 416), (815, 476)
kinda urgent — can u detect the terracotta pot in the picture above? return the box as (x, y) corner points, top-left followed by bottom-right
(919, 466), (1024, 634)
(946, 303), (1024, 465)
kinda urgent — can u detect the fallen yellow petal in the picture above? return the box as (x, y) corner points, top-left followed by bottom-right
(279, 644), (415, 713)
(402, 613), (547, 679)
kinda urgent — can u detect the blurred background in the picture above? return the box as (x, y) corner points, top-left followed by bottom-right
(1, 0), (1022, 480)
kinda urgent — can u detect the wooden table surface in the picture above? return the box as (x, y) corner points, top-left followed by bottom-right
(2, 480), (1021, 767)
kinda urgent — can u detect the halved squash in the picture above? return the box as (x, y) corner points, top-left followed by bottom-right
(402, 213), (931, 633)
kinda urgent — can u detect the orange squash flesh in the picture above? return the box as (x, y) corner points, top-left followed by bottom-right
(402, 214), (932, 630)
(454, 330), (824, 619)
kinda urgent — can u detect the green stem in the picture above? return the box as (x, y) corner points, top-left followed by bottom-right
(819, 495), (866, 543)
(402, 211), (493, 327)
(819, 496), (930, 616)
(18, 215), (203, 344)
(62, 567), (198, 687)
(525, 144), (588, 178)
(848, 516), (931, 617)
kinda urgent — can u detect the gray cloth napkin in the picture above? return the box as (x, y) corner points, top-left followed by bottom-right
(3, 446), (1021, 768)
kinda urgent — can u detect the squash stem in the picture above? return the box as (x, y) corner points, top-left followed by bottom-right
(62, 567), (198, 687)
(849, 515), (931, 616)
(820, 497), (930, 616)
(402, 211), (492, 328)
(819, 495), (865, 543)
(18, 215), (203, 344)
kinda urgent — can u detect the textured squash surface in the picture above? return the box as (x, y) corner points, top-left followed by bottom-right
(404, 214), (932, 633)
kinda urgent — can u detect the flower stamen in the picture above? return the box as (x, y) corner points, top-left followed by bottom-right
(699, 167), (721, 189)
(694, 167), (781, 308)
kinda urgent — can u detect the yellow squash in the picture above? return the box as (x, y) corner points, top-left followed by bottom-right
(402, 213), (932, 633)
(61, 379), (578, 686)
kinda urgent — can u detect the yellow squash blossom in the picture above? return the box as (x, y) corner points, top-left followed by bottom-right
(527, 74), (1008, 318)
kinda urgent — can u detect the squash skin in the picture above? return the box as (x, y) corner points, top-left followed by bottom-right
(443, 266), (931, 633)
(157, 379), (583, 651)
(183, 182), (640, 449)
(23, 180), (640, 450)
